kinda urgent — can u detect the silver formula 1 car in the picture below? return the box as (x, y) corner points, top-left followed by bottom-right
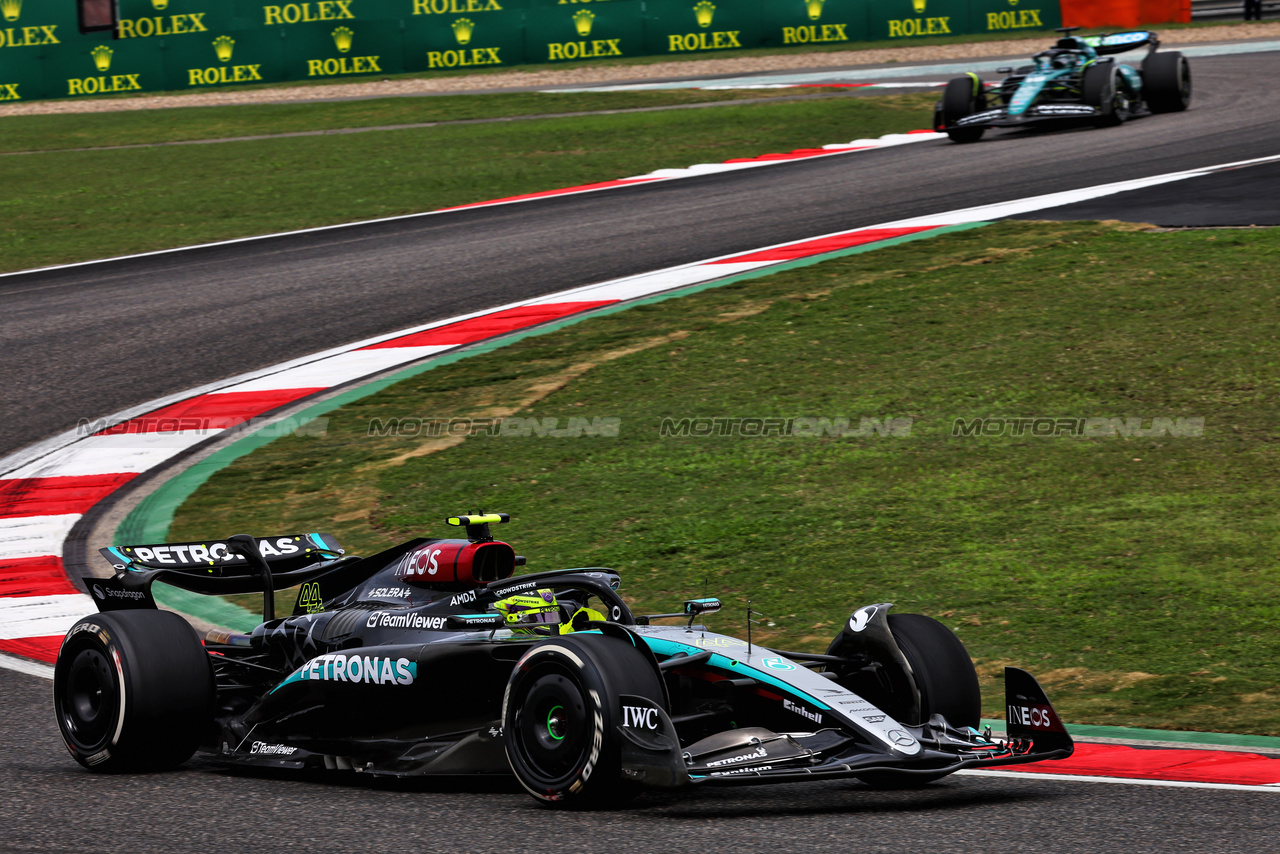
(55, 513), (1073, 807)
(935, 27), (1192, 143)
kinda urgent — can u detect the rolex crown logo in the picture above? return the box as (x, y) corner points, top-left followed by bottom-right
(451, 17), (474, 45)
(0, 0), (20, 24)
(693, 0), (715, 28)
(90, 45), (114, 73)
(332, 26), (354, 53)
(912, 0), (926, 11)
(151, 0), (168, 8)
(572, 9), (594, 37)
(213, 35), (235, 62)
(805, 0), (824, 19)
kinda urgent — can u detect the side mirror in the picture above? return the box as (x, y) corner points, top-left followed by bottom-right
(684, 598), (721, 616)
(997, 66), (1013, 74)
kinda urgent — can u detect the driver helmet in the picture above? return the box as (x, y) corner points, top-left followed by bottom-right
(559, 605), (607, 635)
(493, 588), (562, 635)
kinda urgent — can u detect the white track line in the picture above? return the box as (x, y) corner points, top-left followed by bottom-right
(960, 768), (1280, 793)
(0, 594), (97, 640)
(0, 651), (54, 679)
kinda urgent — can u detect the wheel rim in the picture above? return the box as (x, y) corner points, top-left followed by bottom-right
(59, 646), (118, 750)
(545, 705), (567, 741)
(512, 667), (590, 786)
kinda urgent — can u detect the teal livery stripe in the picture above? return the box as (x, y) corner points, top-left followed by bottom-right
(640, 635), (831, 710)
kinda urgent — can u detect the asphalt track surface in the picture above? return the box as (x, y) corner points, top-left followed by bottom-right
(1011, 157), (1280, 225)
(4, 49), (1280, 853)
(6, 672), (1279, 854)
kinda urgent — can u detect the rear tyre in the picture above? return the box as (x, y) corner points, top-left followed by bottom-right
(940, 76), (985, 143)
(54, 610), (214, 771)
(1143, 51), (1192, 113)
(1082, 63), (1126, 127)
(503, 633), (665, 808)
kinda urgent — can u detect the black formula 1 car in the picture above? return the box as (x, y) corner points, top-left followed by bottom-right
(934, 27), (1192, 143)
(56, 514), (1073, 806)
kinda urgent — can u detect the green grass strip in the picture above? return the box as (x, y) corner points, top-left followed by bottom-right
(0, 90), (812, 155)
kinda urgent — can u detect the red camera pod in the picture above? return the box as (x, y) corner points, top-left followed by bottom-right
(395, 539), (516, 587)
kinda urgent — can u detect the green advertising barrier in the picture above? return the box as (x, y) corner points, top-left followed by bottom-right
(281, 19), (404, 81)
(523, 0), (646, 64)
(402, 7), (526, 72)
(970, 0), (1060, 36)
(165, 27), (289, 91)
(866, 0), (969, 42)
(757, 0), (868, 50)
(116, 0), (233, 42)
(0, 0), (81, 101)
(49, 33), (170, 99)
(253, 0), (367, 28)
(0, 52), (46, 102)
(641, 0), (763, 58)
(0, 0), (1065, 102)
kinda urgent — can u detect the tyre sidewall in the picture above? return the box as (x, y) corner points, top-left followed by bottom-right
(1143, 52), (1191, 112)
(941, 77), (985, 142)
(1083, 64), (1115, 110)
(888, 614), (981, 728)
(1083, 63), (1126, 126)
(54, 617), (129, 769)
(502, 634), (661, 806)
(941, 76), (977, 125)
(53, 610), (213, 771)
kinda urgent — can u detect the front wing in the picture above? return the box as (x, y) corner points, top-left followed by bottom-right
(618, 667), (1074, 789)
(951, 104), (1102, 128)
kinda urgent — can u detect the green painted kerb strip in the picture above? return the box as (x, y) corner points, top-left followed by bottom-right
(981, 719), (1280, 751)
(115, 221), (989, 631)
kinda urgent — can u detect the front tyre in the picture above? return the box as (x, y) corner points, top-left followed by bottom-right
(1083, 63), (1126, 128)
(54, 610), (214, 771)
(829, 614), (980, 789)
(940, 75), (986, 143)
(1143, 51), (1192, 113)
(503, 633), (665, 808)
(826, 613), (980, 728)
(888, 614), (981, 729)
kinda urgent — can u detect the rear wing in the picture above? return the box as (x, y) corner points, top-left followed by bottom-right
(96, 533), (345, 615)
(1082, 30), (1158, 55)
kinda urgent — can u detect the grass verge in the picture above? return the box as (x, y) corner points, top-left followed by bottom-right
(168, 220), (1280, 734)
(0, 90), (824, 154)
(0, 92), (933, 273)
